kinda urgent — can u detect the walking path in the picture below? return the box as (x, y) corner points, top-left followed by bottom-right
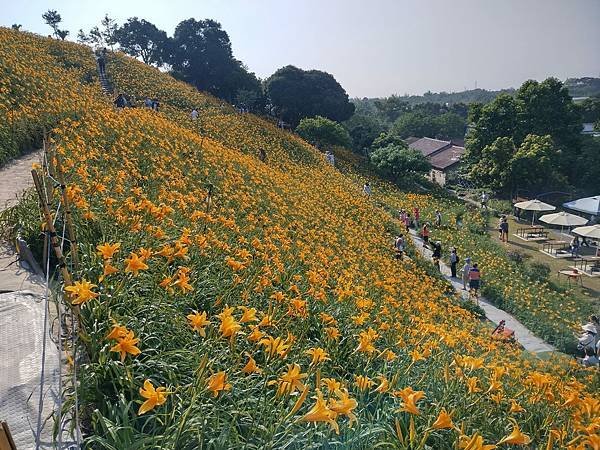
(407, 230), (557, 354)
(0, 150), (62, 449)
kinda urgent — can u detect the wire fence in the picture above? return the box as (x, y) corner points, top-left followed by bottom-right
(31, 137), (82, 449)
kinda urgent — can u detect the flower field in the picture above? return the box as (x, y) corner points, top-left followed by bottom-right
(1, 28), (599, 448)
(347, 168), (597, 354)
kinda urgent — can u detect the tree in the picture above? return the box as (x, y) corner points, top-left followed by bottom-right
(371, 132), (406, 151)
(235, 87), (266, 114)
(373, 95), (410, 123)
(42, 10), (65, 39)
(57, 29), (69, 41)
(266, 65), (355, 127)
(433, 112), (466, 140)
(392, 112), (436, 138)
(577, 97), (600, 123)
(574, 136), (600, 194)
(115, 18), (168, 66)
(169, 18), (238, 100)
(370, 143), (430, 182)
(295, 116), (351, 149)
(78, 14), (119, 48)
(466, 79), (583, 187)
(464, 94), (519, 162)
(469, 136), (515, 191)
(343, 114), (383, 154)
(509, 134), (563, 191)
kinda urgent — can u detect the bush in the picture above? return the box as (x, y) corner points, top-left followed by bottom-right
(527, 261), (551, 282)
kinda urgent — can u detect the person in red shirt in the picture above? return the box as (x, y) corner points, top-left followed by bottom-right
(422, 223), (430, 247)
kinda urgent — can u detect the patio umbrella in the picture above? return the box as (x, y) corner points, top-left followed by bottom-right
(539, 212), (588, 227)
(571, 224), (600, 239)
(514, 199), (556, 225)
(563, 196), (600, 216)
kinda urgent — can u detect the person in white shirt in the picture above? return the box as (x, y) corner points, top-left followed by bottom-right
(461, 257), (472, 290)
(191, 109), (199, 120)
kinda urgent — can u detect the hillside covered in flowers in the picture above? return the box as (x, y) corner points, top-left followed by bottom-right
(1, 28), (598, 449)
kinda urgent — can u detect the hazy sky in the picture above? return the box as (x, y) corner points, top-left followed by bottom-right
(2, 0), (599, 97)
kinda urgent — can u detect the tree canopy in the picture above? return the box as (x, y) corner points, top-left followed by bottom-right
(370, 143), (431, 182)
(42, 10), (68, 40)
(266, 66), (355, 127)
(168, 18), (262, 103)
(466, 78), (583, 190)
(115, 18), (168, 66)
(295, 116), (352, 149)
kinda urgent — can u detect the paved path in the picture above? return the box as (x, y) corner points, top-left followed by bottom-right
(0, 150), (42, 211)
(408, 230), (556, 354)
(0, 150), (63, 449)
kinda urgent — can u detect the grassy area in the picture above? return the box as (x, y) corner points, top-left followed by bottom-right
(487, 216), (600, 298)
(2, 28), (600, 449)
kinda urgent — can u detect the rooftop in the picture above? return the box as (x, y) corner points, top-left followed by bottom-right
(408, 137), (452, 157)
(428, 145), (465, 170)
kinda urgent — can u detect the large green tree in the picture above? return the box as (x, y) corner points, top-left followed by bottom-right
(469, 136), (515, 191)
(509, 134), (563, 191)
(370, 143), (430, 182)
(265, 66), (355, 127)
(296, 116), (351, 149)
(169, 18), (260, 102)
(466, 78), (582, 185)
(77, 14), (119, 48)
(115, 18), (168, 66)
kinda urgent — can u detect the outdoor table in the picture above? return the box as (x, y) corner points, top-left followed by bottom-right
(557, 269), (584, 287)
(573, 256), (600, 275)
(541, 240), (569, 256)
(516, 226), (548, 240)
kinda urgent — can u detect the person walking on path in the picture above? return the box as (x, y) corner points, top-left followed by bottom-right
(363, 182), (371, 196)
(570, 235), (581, 257)
(431, 241), (442, 271)
(421, 223), (430, 247)
(413, 207), (420, 228)
(191, 108), (199, 120)
(461, 257), (472, 290)
(394, 234), (405, 260)
(450, 247), (459, 278)
(96, 48), (107, 75)
(481, 192), (488, 209)
(500, 216), (509, 242)
(469, 263), (482, 298)
(435, 210), (442, 228)
(404, 214), (411, 233)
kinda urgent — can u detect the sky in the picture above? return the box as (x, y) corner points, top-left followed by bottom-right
(2, 0), (599, 98)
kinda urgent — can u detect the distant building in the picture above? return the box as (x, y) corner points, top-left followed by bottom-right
(582, 123), (600, 137)
(408, 137), (465, 186)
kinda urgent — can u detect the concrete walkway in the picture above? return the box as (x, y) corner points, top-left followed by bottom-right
(408, 230), (556, 354)
(0, 150), (63, 449)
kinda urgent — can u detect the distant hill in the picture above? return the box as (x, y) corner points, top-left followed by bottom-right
(358, 77), (600, 106)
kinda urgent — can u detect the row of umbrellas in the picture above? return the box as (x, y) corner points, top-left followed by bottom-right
(513, 197), (600, 238)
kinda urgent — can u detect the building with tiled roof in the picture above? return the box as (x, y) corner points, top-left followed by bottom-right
(407, 137), (465, 186)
